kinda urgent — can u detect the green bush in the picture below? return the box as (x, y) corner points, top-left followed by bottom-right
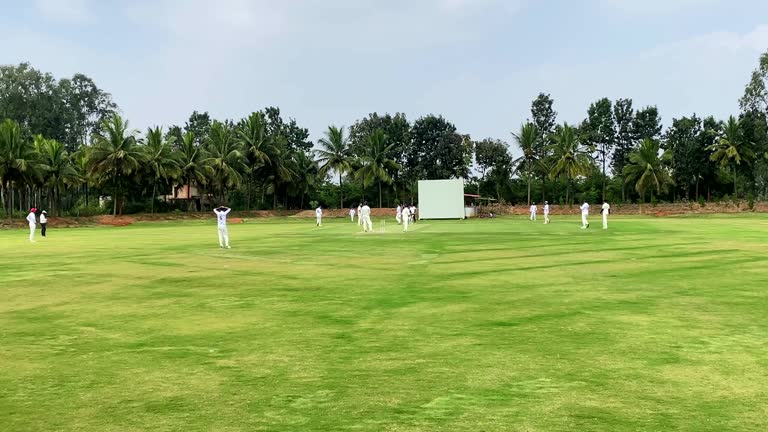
(747, 193), (755, 210)
(699, 197), (706, 208)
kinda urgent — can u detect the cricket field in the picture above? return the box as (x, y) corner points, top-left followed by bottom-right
(1, 215), (767, 431)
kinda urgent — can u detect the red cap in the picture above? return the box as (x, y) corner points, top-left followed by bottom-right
(31, 207), (37, 212)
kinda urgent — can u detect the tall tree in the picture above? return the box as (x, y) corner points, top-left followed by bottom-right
(612, 98), (635, 202)
(665, 115), (711, 200)
(708, 116), (755, 197)
(406, 115), (471, 181)
(316, 126), (352, 209)
(34, 136), (78, 215)
(57, 73), (117, 150)
(236, 112), (276, 210)
(176, 131), (210, 206)
(634, 106), (662, 142)
(144, 126), (180, 213)
(550, 124), (592, 205)
(739, 50), (768, 115)
(88, 114), (145, 215)
(349, 113), (410, 199)
(582, 98), (615, 200)
(511, 123), (539, 205)
(0, 119), (40, 216)
(355, 129), (399, 207)
(623, 139), (673, 206)
(205, 121), (246, 205)
(531, 93), (557, 200)
(474, 138), (510, 189)
(184, 111), (212, 147)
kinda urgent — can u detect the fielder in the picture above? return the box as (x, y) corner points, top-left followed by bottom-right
(601, 200), (611, 229)
(40, 210), (48, 237)
(396, 205), (402, 224)
(349, 207), (356, 222)
(402, 205), (411, 232)
(213, 206), (232, 248)
(316, 205), (323, 227)
(26, 207), (37, 242)
(530, 202), (537, 221)
(543, 201), (550, 224)
(580, 202), (590, 229)
(360, 202), (373, 232)
(357, 203), (363, 226)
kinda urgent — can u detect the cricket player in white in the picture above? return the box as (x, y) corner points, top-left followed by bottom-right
(543, 201), (550, 224)
(360, 202), (372, 232)
(316, 206), (323, 227)
(530, 203), (537, 221)
(357, 203), (362, 226)
(26, 208), (37, 242)
(580, 202), (590, 229)
(349, 207), (355, 222)
(214, 206), (231, 248)
(40, 210), (48, 237)
(601, 200), (611, 229)
(396, 205), (402, 224)
(401, 205), (411, 232)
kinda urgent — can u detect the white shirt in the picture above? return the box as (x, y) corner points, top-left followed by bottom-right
(361, 205), (371, 217)
(214, 208), (230, 227)
(316, 207), (322, 217)
(530, 205), (537, 213)
(357, 205), (362, 215)
(349, 209), (355, 216)
(40, 213), (47, 224)
(26, 212), (36, 225)
(543, 204), (550, 215)
(580, 203), (590, 215)
(602, 202), (610, 214)
(402, 206), (411, 219)
(396, 205), (402, 215)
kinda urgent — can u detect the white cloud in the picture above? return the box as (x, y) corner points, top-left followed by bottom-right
(34, 0), (93, 24)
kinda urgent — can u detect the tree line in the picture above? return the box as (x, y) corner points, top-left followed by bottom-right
(2, 52), (768, 217)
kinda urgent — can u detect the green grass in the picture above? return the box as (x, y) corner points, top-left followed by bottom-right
(2, 215), (768, 431)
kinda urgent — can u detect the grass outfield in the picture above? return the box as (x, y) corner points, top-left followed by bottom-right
(1, 215), (768, 431)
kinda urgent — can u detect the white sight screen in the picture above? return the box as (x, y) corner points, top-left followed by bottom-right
(417, 179), (465, 220)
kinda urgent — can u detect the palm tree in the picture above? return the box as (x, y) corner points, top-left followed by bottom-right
(34, 136), (78, 216)
(622, 139), (673, 208)
(176, 131), (211, 209)
(549, 124), (592, 206)
(206, 121), (246, 205)
(512, 122), (539, 205)
(0, 119), (38, 216)
(89, 114), (145, 215)
(708, 116), (755, 198)
(287, 150), (319, 209)
(355, 129), (400, 208)
(145, 126), (180, 213)
(236, 112), (276, 210)
(316, 126), (352, 208)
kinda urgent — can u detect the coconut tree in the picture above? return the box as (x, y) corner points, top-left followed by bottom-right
(355, 129), (400, 208)
(34, 136), (78, 216)
(236, 112), (277, 210)
(511, 122), (539, 205)
(708, 116), (755, 198)
(0, 119), (38, 216)
(176, 131), (211, 209)
(205, 121), (246, 205)
(316, 126), (352, 208)
(88, 114), (145, 215)
(144, 126), (180, 213)
(549, 123), (592, 205)
(622, 138), (674, 207)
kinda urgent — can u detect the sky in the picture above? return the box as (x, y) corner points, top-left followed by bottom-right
(2, 0), (767, 152)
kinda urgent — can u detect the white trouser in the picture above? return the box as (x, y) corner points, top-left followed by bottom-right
(603, 213), (608, 229)
(218, 226), (229, 247)
(581, 214), (589, 227)
(544, 213), (549, 223)
(357, 214), (361, 226)
(350, 214), (354, 222)
(29, 224), (35, 241)
(362, 216), (372, 232)
(316, 216), (322, 226)
(396, 214), (402, 224)
(403, 217), (409, 232)
(530, 212), (536, 221)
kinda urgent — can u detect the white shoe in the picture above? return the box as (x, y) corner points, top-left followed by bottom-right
(226, 246), (231, 249)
